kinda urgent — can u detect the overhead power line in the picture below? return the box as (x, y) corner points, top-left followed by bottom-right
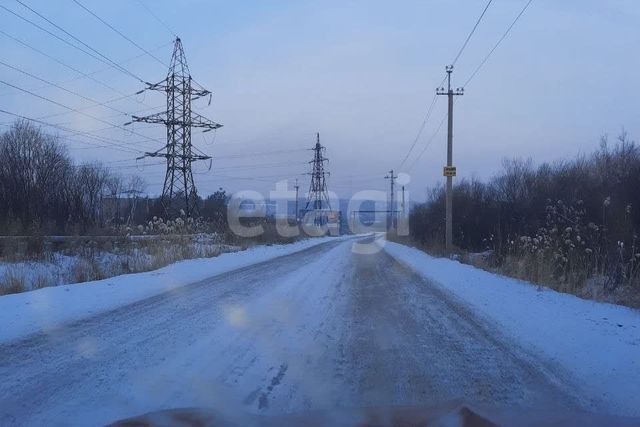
(400, 0), (532, 172)
(451, 0), (493, 66)
(407, 111), (448, 172)
(135, 0), (177, 38)
(397, 93), (437, 170)
(0, 5), (118, 72)
(0, 79), (162, 149)
(397, 1), (492, 171)
(463, 0), (535, 87)
(0, 59), (129, 116)
(9, 1), (146, 83)
(71, 0), (169, 68)
(213, 148), (308, 160)
(0, 29), (169, 113)
(0, 108), (141, 154)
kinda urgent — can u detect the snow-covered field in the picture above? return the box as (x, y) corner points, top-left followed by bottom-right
(0, 236), (348, 344)
(383, 239), (640, 416)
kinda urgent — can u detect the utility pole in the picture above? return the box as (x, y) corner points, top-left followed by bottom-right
(401, 185), (406, 215)
(385, 169), (398, 231)
(294, 178), (299, 222)
(130, 37), (222, 218)
(436, 65), (464, 252)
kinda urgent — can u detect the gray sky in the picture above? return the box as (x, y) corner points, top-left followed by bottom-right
(1, 0), (639, 201)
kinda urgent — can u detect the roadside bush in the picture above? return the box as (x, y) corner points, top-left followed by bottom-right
(408, 132), (640, 307)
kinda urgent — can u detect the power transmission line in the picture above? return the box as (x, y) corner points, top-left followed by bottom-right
(397, 93), (437, 170)
(213, 148), (308, 160)
(0, 29), (169, 112)
(0, 79), (162, 149)
(9, 1), (146, 83)
(451, 0), (493, 66)
(463, 0), (535, 87)
(0, 108), (141, 154)
(135, 0), (177, 38)
(71, 0), (169, 68)
(0, 5), (120, 73)
(0, 59), (130, 117)
(405, 1), (533, 172)
(397, 0), (492, 171)
(407, 111), (448, 172)
(34, 101), (163, 125)
(0, 29), (119, 97)
(214, 161), (309, 172)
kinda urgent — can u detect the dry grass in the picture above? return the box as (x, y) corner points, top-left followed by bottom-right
(0, 229), (298, 295)
(393, 235), (640, 308)
(31, 273), (54, 290)
(72, 257), (105, 283)
(0, 267), (26, 295)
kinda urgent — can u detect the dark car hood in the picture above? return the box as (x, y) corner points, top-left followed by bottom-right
(109, 401), (640, 427)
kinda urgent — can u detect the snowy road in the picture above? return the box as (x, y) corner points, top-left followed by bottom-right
(0, 237), (599, 425)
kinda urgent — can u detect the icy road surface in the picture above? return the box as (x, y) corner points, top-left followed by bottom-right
(0, 237), (632, 426)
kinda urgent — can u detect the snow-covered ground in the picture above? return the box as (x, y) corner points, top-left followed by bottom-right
(383, 239), (640, 416)
(0, 234), (237, 292)
(0, 236), (348, 344)
(1, 235), (639, 425)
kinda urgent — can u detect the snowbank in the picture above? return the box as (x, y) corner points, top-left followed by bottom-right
(0, 236), (347, 344)
(383, 241), (640, 416)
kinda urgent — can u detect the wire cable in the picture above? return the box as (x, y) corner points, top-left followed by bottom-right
(0, 108), (141, 154)
(0, 79), (162, 148)
(0, 59), (130, 116)
(135, 0), (177, 38)
(0, 29), (170, 111)
(397, 93), (438, 170)
(71, 0), (169, 68)
(11, 1), (146, 83)
(407, 111), (448, 172)
(463, 0), (534, 87)
(451, 0), (493, 66)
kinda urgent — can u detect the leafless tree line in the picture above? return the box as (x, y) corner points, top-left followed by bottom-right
(0, 120), (146, 234)
(410, 132), (640, 300)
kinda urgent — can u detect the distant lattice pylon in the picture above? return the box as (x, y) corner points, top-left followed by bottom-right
(304, 132), (331, 225)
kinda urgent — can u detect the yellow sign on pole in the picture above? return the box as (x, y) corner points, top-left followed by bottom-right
(443, 166), (457, 177)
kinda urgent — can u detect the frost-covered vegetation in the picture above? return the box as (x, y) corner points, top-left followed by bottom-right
(408, 132), (640, 307)
(0, 121), (305, 296)
(0, 233), (239, 295)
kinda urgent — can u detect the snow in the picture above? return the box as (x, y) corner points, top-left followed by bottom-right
(383, 239), (640, 417)
(0, 236), (347, 344)
(0, 234), (237, 291)
(119, 239), (355, 420)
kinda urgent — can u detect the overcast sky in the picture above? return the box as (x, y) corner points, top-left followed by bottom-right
(1, 0), (639, 201)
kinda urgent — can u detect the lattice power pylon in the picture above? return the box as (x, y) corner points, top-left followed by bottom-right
(131, 37), (222, 218)
(303, 132), (332, 225)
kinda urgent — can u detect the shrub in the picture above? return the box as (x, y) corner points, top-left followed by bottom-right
(408, 132), (640, 306)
